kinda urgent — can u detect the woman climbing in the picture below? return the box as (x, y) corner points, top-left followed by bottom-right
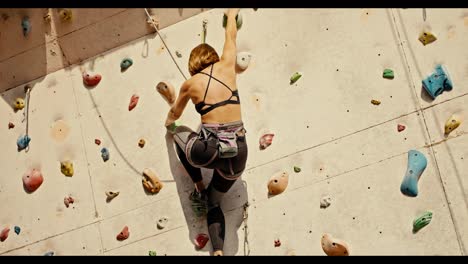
(164, 8), (247, 256)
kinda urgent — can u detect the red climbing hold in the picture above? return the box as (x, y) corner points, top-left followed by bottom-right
(397, 124), (406, 132)
(82, 72), (102, 87)
(95, 139), (101, 145)
(64, 196), (75, 208)
(8, 122), (15, 129)
(259, 133), (275, 150)
(0, 227), (10, 242)
(116, 226), (129, 241)
(194, 233), (209, 249)
(22, 168), (44, 193)
(128, 94), (139, 111)
(274, 239), (281, 247)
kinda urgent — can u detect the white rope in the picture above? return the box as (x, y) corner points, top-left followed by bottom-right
(143, 8), (188, 81)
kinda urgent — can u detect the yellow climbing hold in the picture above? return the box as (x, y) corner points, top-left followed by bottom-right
(444, 114), (461, 135)
(14, 98), (25, 110)
(419, 32), (437, 46)
(59, 9), (72, 21)
(61, 161), (74, 177)
(371, 99), (381, 105)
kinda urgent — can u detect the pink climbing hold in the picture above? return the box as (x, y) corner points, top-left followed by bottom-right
(397, 124), (406, 132)
(95, 139), (101, 145)
(128, 94), (139, 111)
(116, 226), (129, 241)
(259, 133), (275, 150)
(0, 227), (10, 242)
(194, 233), (209, 249)
(22, 168), (44, 193)
(64, 196), (75, 208)
(82, 72), (102, 87)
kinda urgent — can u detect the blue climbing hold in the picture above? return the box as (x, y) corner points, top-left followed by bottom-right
(400, 150), (427, 197)
(422, 64), (453, 99)
(120, 58), (133, 71)
(22, 16), (31, 37)
(101, 148), (109, 162)
(14, 226), (21, 235)
(17, 135), (31, 151)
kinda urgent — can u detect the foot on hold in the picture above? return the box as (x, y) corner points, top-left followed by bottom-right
(194, 233), (209, 249)
(290, 72), (302, 85)
(82, 72), (102, 87)
(21, 16), (31, 37)
(157, 217), (169, 229)
(60, 161), (74, 177)
(444, 114), (461, 135)
(321, 233), (350, 256)
(116, 226), (129, 241)
(156, 81), (176, 105)
(105, 191), (119, 202)
(142, 168), (164, 194)
(1, 227), (10, 242)
(128, 94), (139, 111)
(383, 69), (394, 79)
(189, 189), (208, 217)
(267, 171), (289, 195)
(23, 168), (43, 193)
(419, 32), (437, 46)
(236, 52), (252, 71)
(120, 58), (133, 71)
(259, 133), (274, 150)
(17, 135), (31, 151)
(400, 150), (427, 197)
(413, 211), (433, 233)
(422, 64), (453, 99)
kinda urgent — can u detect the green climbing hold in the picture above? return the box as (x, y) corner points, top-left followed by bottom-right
(293, 166), (301, 173)
(290, 72), (302, 84)
(120, 58), (133, 71)
(223, 13), (242, 30)
(413, 211), (432, 233)
(148, 250), (157, 256)
(383, 69), (394, 79)
(166, 120), (182, 134)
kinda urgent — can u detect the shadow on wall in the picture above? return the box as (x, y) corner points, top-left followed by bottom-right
(164, 129), (248, 256)
(0, 8), (71, 111)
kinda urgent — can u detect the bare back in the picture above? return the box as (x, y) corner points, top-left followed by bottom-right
(187, 60), (242, 124)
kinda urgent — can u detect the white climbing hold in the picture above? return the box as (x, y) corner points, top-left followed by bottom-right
(157, 217), (169, 229)
(320, 195), (332, 209)
(236, 52), (252, 71)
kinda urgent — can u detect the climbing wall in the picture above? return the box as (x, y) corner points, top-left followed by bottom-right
(1, 8), (467, 255)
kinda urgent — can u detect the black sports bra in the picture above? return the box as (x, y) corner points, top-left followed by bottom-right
(194, 64), (240, 116)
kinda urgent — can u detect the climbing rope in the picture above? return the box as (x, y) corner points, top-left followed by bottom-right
(143, 8), (188, 81)
(23, 84), (32, 152)
(423, 8), (426, 21)
(202, 19), (208, 44)
(242, 180), (251, 256)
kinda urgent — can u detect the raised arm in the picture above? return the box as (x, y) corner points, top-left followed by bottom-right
(220, 8), (240, 67)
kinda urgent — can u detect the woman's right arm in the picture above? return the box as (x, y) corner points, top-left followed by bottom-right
(220, 8), (240, 67)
